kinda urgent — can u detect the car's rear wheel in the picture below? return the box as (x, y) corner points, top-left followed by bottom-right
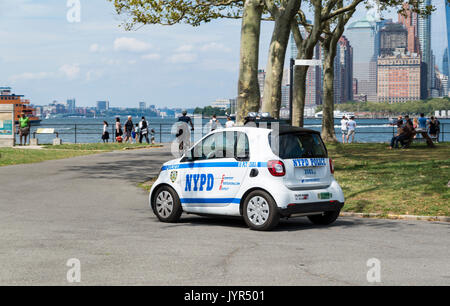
(307, 210), (340, 225)
(243, 190), (279, 231)
(153, 186), (182, 223)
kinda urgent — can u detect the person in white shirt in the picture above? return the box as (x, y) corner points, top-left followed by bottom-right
(225, 116), (235, 128)
(340, 116), (348, 143)
(346, 116), (357, 143)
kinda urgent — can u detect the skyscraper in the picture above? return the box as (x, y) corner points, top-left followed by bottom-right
(398, 3), (419, 54)
(443, 48), (449, 77)
(379, 23), (408, 56)
(333, 36), (353, 104)
(446, 1), (450, 79)
(66, 98), (76, 112)
(418, 0), (432, 97)
(345, 15), (377, 101)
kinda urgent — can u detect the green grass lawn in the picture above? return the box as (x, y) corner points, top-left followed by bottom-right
(0, 147), (98, 167)
(0, 143), (162, 167)
(42, 143), (162, 151)
(328, 143), (450, 216)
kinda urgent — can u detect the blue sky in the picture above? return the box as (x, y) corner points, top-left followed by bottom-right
(0, 0), (447, 108)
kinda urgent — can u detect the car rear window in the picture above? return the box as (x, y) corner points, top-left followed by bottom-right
(269, 132), (328, 159)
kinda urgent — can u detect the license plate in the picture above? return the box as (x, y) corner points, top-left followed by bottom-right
(318, 192), (332, 200)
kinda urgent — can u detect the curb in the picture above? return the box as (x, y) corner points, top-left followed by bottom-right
(340, 212), (450, 223)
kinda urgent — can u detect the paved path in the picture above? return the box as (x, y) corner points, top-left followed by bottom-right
(0, 147), (449, 285)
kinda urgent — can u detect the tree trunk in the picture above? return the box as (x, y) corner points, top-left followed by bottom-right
(261, 0), (301, 118)
(292, 65), (308, 127)
(321, 46), (338, 143)
(237, 0), (263, 124)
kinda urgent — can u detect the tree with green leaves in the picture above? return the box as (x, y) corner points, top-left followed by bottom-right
(109, 0), (261, 123)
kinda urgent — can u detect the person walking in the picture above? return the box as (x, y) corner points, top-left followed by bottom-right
(225, 115), (235, 128)
(435, 117), (441, 142)
(18, 112), (31, 146)
(346, 116), (357, 143)
(102, 121), (110, 143)
(124, 116), (134, 143)
(177, 110), (193, 154)
(178, 110), (194, 130)
(340, 115), (348, 143)
(115, 117), (123, 142)
(135, 123), (140, 143)
(209, 114), (218, 132)
(139, 116), (150, 144)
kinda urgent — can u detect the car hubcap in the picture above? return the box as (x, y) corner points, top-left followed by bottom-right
(156, 191), (173, 218)
(247, 196), (269, 226)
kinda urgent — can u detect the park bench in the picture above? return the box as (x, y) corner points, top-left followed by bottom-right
(403, 129), (435, 148)
(31, 128), (61, 146)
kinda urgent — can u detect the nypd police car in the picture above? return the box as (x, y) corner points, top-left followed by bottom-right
(149, 126), (345, 231)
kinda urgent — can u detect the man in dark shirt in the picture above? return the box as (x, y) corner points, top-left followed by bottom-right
(124, 116), (134, 143)
(178, 110), (194, 130)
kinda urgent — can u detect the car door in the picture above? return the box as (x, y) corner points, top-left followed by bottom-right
(181, 131), (250, 209)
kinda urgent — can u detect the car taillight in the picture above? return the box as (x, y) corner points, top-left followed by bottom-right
(329, 158), (334, 174)
(268, 160), (286, 177)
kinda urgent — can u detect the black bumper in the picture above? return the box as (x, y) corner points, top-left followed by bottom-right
(279, 201), (344, 217)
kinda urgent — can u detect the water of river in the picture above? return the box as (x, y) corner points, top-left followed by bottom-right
(17, 116), (450, 144)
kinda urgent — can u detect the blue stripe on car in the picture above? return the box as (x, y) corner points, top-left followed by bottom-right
(162, 162), (267, 171)
(180, 198), (241, 204)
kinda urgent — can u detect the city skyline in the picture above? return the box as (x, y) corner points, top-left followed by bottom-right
(0, 0), (448, 108)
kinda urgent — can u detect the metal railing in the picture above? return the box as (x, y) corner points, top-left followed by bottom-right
(17, 122), (450, 144)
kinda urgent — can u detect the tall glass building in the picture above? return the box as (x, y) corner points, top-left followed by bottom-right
(345, 16), (378, 101)
(418, 0), (432, 97)
(446, 2), (450, 78)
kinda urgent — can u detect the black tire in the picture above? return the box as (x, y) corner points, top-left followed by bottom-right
(243, 190), (279, 231)
(152, 186), (182, 223)
(308, 210), (341, 225)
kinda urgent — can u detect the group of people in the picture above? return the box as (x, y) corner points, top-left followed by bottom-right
(389, 113), (440, 149)
(103, 116), (154, 144)
(340, 116), (357, 143)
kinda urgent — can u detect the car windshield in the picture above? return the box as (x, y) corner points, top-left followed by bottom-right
(269, 132), (327, 159)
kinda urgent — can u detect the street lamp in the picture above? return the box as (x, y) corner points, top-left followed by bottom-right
(289, 58), (322, 124)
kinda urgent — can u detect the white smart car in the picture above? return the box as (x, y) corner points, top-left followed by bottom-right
(149, 126), (345, 231)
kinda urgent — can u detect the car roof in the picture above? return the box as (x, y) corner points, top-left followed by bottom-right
(219, 125), (320, 135)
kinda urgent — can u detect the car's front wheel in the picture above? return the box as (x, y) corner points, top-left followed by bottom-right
(243, 190), (279, 231)
(152, 186), (182, 223)
(307, 210), (340, 225)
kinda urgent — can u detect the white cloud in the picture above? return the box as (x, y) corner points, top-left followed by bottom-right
(89, 43), (105, 53)
(168, 53), (197, 64)
(200, 42), (232, 53)
(59, 64), (80, 79)
(176, 45), (194, 53)
(141, 53), (161, 61)
(10, 72), (53, 82)
(114, 37), (152, 53)
(86, 70), (104, 81)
